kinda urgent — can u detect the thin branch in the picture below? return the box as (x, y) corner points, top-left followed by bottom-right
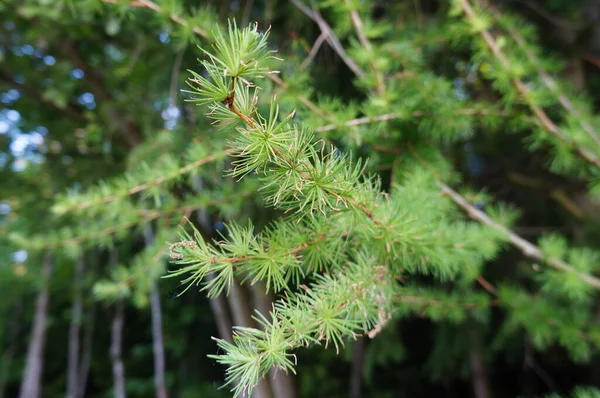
(169, 46), (187, 106)
(58, 40), (142, 147)
(511, 0), (578, 31)
(101, 0), (333, 123)
(241, 0), (256, 26)
(314, 108), (510, 132)
(458, 0), (600, 170)
(438, 181), (600, 290)
(101, 0), (210, 39)
(300, 32), (327, 71)
(488, 5), (600, 148)
(290, 0), (366, 78)
(344, 0), (385, 96)
(57, 149), (233, 215)
(33, 189), (253, 250)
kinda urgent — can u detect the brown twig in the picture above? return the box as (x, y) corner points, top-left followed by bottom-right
(300, 32), (328, 71)
(57, 149), (233, 215)
(488, 5), (600, 148)
(102, 0), (210, 39)
(438, 181), (600, 290)
(59, 40), (142, 147)
(314, 108), (509, 132)
(344, 0), (385, 96)
(290, 0), (366, 78)
(458, 0), (600, 170)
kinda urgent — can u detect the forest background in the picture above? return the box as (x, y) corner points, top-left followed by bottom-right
(3, 0), (600, 398)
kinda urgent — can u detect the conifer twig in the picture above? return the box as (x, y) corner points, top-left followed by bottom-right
(290, 0), (366, 78)
(35, 190), (253, 250)
(344, 0), (385, 96)
(458, 0), (600, 170)
(438, 181), (600, 290)
(300, 32), (328, 71)
(314, 109), (510, 132)
(56, 149), (233, 215)
(102, 0), (210, 38)
(488, 5), (600, 148)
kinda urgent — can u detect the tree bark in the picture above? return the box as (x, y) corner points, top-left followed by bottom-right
(349, 337), (365, 398)
(144, 226), (168, 398)
(19, 253), (53, 398)
(110, 244), (126, 398)
(110, 299), (126, 398)
(192, 177), (234, 344)
(191, 177), (270, 397)
(67, 257), (85, 398)
(251, 283), (296, 398)
(469, 330), (492, 398)
(77, 304), (96, 398)
(228, 281), (273, 398)
(0, 303), (23, 398)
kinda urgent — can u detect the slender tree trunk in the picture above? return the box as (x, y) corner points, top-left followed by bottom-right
(67, 257), (85, 398)
(144, 226), (168, 398)
(110, 299), (126, 398)
(469, 330), (491, 398)
(204, 274), (234, 343)
(19, 254), (53, 398)
(150, 284), (167, 398)
(110, 245), (126, 398)
(77, 303), (96, 398)
(228, 281), (273, 398)
(252, 284), (296, 398)
(193, 177), (234, 344)
(349, 337), (365, 398)
(0, 303), (23, 398)
(192, 177), (268, 397)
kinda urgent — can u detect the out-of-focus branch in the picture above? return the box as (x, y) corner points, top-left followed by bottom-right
(344, 0), (385, 96)
(459, 0), (600, 170)
(290, 0), (366, 78)
(488, 5), (600, 148)
(300, 32), (327, 70)
(438, 181), (600, 290)
(58, 40), (142, 147)
(0, 69), (86, 123)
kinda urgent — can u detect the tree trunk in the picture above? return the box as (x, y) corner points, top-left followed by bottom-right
(469, 330), (491, 398)
(144, 226), (168, 398)
(77, 303), (96, 398)
(0, 303), (23, 398)
(192, 176), (269, 397)
(349, 337), (365, 398)
(228, 281), (273, 398)
(251, 283), (296, 398)
(192, 177), (234, 344)
(67, 257), (85, 398)
(19, 254), (53, 398)
(110, 299), (126, 398)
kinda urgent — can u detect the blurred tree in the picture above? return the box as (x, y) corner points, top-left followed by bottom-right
(3, 1), (600, 398)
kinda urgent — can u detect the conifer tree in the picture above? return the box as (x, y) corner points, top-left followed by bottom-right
(3, 0), (600, 397)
